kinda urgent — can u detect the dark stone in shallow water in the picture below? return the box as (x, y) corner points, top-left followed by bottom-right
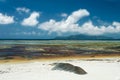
(52, 63), (87, 75)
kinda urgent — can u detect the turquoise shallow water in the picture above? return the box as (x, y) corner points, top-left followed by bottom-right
(0, 40), (120, 45)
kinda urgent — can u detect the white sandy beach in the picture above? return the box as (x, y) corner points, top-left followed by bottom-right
(0, 58), (120, 80)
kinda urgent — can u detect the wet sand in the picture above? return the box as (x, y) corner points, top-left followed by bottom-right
(0, 53), (120, 64)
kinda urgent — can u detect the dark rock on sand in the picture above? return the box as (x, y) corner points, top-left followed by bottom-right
(52, 63), (87, 75)
(117, 59), (120, 62)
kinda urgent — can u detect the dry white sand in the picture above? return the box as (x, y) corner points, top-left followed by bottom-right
(0, 58), (120, 80)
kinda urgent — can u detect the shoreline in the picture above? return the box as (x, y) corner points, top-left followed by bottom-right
(0, 53), (120, 64)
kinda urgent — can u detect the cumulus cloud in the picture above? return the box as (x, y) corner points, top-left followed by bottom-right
(80, 21), (120, 35)
(61, 13), (68, 17)
(113, 21), (120, 27)
(65, 9), (89, 24)
(38, 9), (120, 35)
(0, 13), (14, 24)
(21, 12), (40, 26)
(38, 9), (89, 34)
(16, 7), (30, 13)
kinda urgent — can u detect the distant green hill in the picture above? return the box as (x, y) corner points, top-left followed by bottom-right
(54, 34), (115, 40)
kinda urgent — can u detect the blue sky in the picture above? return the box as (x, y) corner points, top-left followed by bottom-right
(0, 0), (120, 39)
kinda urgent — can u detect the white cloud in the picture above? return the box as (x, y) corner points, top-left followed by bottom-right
(16, 7), (30, 13)
(65, 9), (89, 24)
(21, 12), (40, 26)
(113, 21), (120, 27)
(38, 9), (120, 35)
(61, 13), (68, 17)
(38, 9), (89, 34)
(78, 21), (105, 35)
(0, 13), (14, 24)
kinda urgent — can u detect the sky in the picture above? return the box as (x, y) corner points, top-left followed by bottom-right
(0, 0), (120, 39)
